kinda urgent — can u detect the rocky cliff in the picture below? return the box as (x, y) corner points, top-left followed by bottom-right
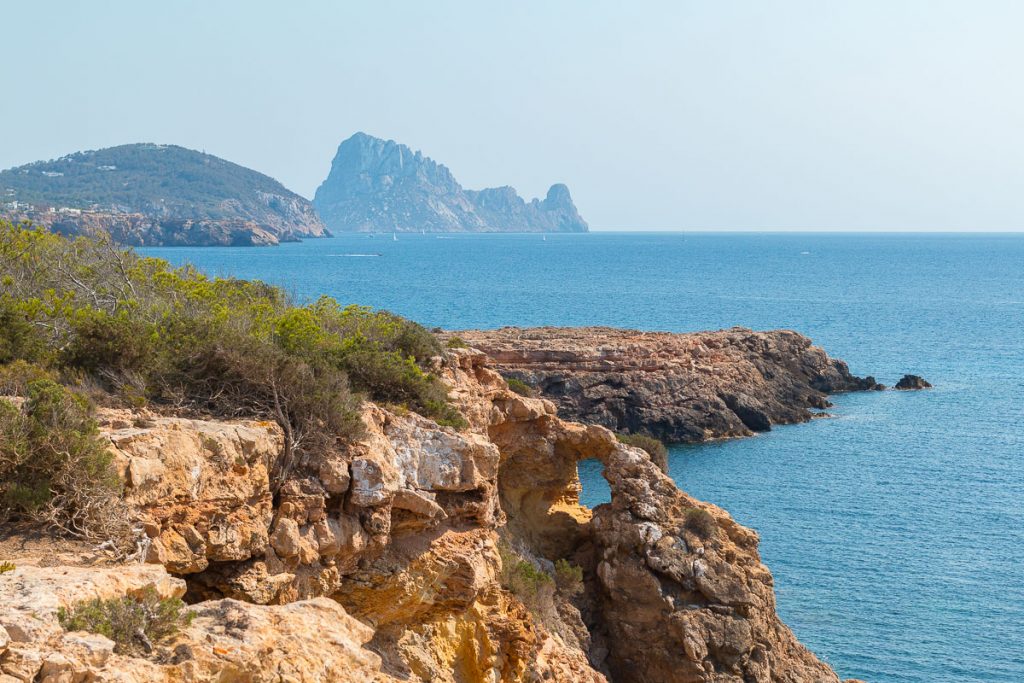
(455, 326), (882, 442)
(0, 144), (327, 246)
(0, 348), (864, 682)
(312, 133), (589, 233)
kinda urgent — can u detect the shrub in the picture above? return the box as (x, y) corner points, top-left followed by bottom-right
(57, 587), (193, 656)
(504, 377), (536, 397)
(0, 561), (15, 574)
(616, 432), (669, 473)
(0, 380), (125, 539)
(498, 542), (555, 617)
(445, 336), (468, 349)
(553, 559), (584, 597)
(684, 508), (717, 539)
(0, 221), (464, 476)
(0, 359), (54, 396)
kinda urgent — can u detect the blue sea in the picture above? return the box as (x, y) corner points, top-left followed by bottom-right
(142, 232), (1024, 683)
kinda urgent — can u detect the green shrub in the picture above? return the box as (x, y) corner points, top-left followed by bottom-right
(0, 561), (15, 574)
(57, 587), (193, 656)
(0, 221), (464, 478)
(498, 542), (555, 617)
(684, 508), (717, 539)
(445, 336), (468, 349)
(553, 559), (584, 597)
(0, 380), (124, 539)
(0, 359), (55, 395)
(616, 432), (669, 473)
(504, 377), (536, 397)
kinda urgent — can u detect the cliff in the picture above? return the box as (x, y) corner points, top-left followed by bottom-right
(0, 144), (327, 245)
(455, 326), (882, 442)
(0, 347), (865, 683)
(312, 133), (589, 233)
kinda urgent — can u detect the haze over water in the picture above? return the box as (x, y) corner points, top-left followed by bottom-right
(144, 232), (1024, 683)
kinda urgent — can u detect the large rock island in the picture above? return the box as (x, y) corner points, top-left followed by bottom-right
(456, 326), (882, 442)
(0, 144), (327, 246)
(313, 132), (589, 233)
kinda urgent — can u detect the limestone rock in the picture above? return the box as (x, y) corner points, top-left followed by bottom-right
(457, 326), (884, 442)
(313, 132), (588, 233)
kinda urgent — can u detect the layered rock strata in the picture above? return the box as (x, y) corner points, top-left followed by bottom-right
(456, 326), (882, 442)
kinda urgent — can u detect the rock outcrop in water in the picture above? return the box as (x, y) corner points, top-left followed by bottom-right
(894, 374), (932, 390)
(312, 132), (589, 233)
(456, 326), (883, 442)
(0, 347), (865, 682)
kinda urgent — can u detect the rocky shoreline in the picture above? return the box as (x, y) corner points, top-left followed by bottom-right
(455, 326), (885, 443)
(1, 344), (871, 682)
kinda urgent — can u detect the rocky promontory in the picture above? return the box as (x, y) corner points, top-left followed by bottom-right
(0, 349), (863, 682)
(312, 132), (589, 233)
(455, 326), (882, 442)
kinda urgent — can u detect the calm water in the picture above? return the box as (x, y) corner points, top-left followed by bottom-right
(143, 233), (1024, 683)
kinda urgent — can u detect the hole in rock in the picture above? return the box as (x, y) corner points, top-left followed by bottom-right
(577, 458), (610, 509)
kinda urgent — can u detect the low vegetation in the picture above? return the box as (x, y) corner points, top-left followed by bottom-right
(57, 587), (193, 656)
(0, 381), (125, 539)
(444, 335), (468, 349)
(0, 561), (15, 574)
(616, 432), (669, 472)
(498, 541), (585, 624)
(684, 507), (717, 539)
(504, 376), (536, 397)
(0, 220), (465, 537)
(553, 558), (584, 597)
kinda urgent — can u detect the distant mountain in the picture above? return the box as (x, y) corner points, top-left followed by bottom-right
(0, 144), (327, 246)
(313, 133), (588, 233)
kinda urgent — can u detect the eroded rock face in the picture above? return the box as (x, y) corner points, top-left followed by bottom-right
(6, 341), (868, 682)
(457, 326), (883, 442)
(0, 564), (394, 683)
(590, 444), (842, 682)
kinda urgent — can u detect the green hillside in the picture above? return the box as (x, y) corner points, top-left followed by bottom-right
(1, 143), (306, 220)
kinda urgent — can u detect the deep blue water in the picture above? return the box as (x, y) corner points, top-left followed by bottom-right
(143, 232), (1024, 683)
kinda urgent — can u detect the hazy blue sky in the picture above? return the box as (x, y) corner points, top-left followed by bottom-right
(4, 1), (1023, 230)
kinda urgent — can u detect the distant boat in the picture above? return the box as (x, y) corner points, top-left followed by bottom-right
(393, 232), (398, 241)
(543, 235), (547, 241)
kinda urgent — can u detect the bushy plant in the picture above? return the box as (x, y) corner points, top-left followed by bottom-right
(616, 432), (669, 473)
(0, 221), (465, 494)
(684, 507), (717, 539)
(553, 558), (584, 597)
(504, 376), (536, 397)
(0, 561), (15, 574)
(0, 380), (125, 539)
(498, 542), (556, 617)
(445, 335), (468, 349)
(57, 587), (193, 656)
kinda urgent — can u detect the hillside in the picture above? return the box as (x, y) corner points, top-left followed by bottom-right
(0, 144), (327, 245)
(313, 132), (589, 233)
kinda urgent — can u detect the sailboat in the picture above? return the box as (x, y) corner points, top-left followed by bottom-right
(392, 232), (398, 241)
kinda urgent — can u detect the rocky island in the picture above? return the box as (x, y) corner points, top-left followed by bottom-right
(0, 222), (870, 682)
(313, 132), (589, 233)
(0, 144), (327, 246)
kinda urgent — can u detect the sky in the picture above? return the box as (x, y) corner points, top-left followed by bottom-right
(3, 1), (1024, 231)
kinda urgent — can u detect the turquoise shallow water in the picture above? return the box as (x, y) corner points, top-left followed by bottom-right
(143, 232), (1024, 683)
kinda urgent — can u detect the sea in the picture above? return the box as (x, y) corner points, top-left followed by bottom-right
(142, 232), (1024, 683)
